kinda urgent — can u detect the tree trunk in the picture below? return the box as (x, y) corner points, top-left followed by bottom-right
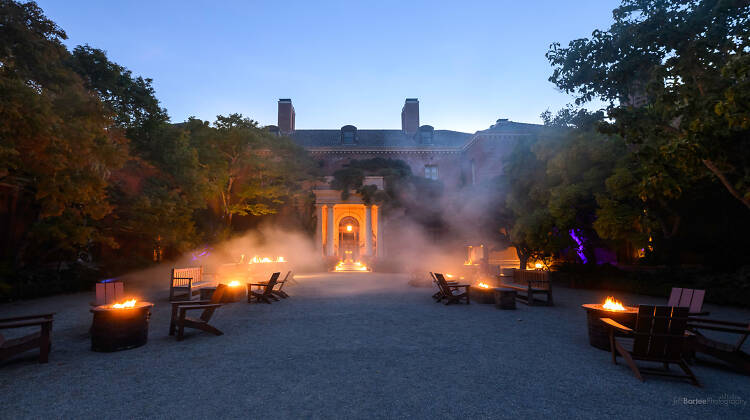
(222, 176), (235, 228)
(516, 247), (529, 270)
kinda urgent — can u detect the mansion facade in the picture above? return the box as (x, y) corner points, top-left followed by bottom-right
(269, 98), (541, 264)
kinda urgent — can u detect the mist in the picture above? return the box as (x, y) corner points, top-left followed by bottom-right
(116, 171), (515, 300)
(118, 224), (322, 297)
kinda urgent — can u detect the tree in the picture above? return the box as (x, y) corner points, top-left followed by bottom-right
(546, 0), (750, 210)
(330, 158), (412, 206)
(68, 45), (169, 150)
(68, 45), (207, 261)
(330, 158), (443, 229)
(190, 114), (315, 233)
(539, 110), (625, 264)
(0, 0), (128, 266)
(491, 136), (562, 269)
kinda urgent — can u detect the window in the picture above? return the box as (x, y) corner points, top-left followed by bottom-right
(419, 125), (434, 144)
(424, 165), (438, 180)
(340, 125), (357, 144)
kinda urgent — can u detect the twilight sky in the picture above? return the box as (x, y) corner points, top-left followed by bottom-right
(38, 0), (619, 132)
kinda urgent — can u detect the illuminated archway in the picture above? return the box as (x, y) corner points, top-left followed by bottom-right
(338, 216), (359, 261)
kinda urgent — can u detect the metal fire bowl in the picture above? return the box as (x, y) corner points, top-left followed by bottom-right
(90, 302), (153, 352)
(469, 287), (496, 304)
(581, 304), (637, 351)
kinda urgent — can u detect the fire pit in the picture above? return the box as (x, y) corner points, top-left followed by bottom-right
(223, 281), (245, 302)
(90, 300), (153, 352)
(247, 255), (286, 264)
(247, 256), (289, 274)
(469, 282), (495, 304)
(581, 297), (637, 351)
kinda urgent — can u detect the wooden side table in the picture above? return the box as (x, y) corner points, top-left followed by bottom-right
(200, 287), (217, 300)
(494, 288), (517, 309)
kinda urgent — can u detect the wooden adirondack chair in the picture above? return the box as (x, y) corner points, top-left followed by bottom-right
(688, 317), (750, 375)
(668, 288), (709, 316)
(272, 271), (292, 299)
(430, 272), (457, 301)
(601, 305), (699, 386)
(0, 313), (54, 364)
(434, 273), (470, 305)
(247, 272), (281, 304)
(430, 272), (442, 300)
(169, 284), (226, 341)
(91, 281), (124, 306)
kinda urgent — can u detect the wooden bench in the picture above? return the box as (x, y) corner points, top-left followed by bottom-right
(688, 317), (749, 375)
(0, 313), (54, 363)
(498, 269), (553, 306)
(170, 266), (212, 301)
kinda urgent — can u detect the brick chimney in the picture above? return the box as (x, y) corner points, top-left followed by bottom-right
(401, 98), (419, 135)
(278, 98), (295, 134)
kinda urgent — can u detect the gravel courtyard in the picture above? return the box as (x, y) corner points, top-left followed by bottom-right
(1, 272), (748, 419)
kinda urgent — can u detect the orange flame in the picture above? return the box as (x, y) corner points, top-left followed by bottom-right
(602, 296), (625, 311)
(111, 299), (137, 309)
(227, 280), (241, 287)
(249, 256), (286, 264)
(334, 260), (369, 272)
(477, 282), (491, 289)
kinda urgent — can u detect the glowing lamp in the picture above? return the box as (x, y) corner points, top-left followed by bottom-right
(346, 225), (353, 232)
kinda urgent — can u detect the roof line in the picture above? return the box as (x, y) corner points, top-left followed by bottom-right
(307, 148), (463, 153)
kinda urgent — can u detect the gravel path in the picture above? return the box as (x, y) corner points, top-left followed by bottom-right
(1, 272), (748, 419)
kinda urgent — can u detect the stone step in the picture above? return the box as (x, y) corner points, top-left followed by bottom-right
(333, 261), (370, 272)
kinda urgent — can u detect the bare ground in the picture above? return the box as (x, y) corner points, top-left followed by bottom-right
(1, 272), (748, 419)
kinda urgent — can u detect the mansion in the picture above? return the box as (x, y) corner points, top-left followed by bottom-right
(269, 98), (542, 264)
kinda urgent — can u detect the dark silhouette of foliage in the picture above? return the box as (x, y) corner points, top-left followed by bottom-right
(547, 0), (750, 210)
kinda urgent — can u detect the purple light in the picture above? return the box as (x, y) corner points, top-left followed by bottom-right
(191, 248), (210, 261)
(569, 229), (587, 264)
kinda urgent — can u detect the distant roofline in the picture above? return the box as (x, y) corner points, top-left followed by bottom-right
(290, 128), (471, 134)
(306, 147), (462, 153)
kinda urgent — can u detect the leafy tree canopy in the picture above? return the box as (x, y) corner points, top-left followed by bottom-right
(547, 0), (750, 209)
(186, 114), (316, 235)
(1, 0), (128, 265)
